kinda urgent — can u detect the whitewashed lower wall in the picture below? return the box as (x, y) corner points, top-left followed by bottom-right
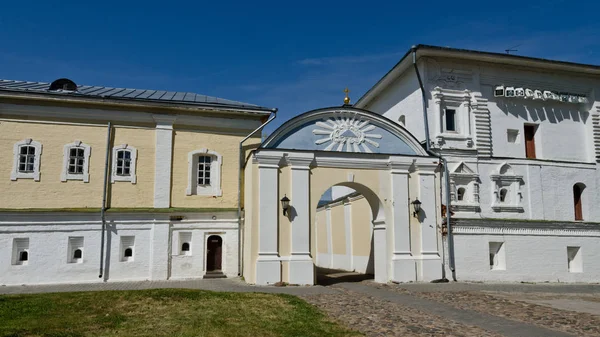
(453, 222), (600, 283)
(0, 212), (239, 286)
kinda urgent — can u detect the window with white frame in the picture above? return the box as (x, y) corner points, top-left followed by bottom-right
(111, 144), (137, 183)
(444, 108), (457, 132)
(11, 139), (42, 181)
(186, 149), (222, 196)
(491, 163), (524, 212)
(61, 141), (91, 182)
(449, 162), (480, 212)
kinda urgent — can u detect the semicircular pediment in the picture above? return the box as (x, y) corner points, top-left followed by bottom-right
(261, 107), (427, 156)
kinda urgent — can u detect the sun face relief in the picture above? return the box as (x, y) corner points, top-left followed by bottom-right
(312, 117), (382, 153)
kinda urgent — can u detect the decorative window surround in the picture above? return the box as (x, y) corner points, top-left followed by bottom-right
(449, 162), (480, 212)
(186, 149), (222, 196)
(61, 141), (91, 182)
(432, 87), (474, 148)
(11, 139), (42, 181)
(490, 163), (524, 213)
(111, 144), (137, 184)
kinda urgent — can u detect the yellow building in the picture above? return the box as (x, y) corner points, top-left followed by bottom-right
(0, 78), (274, 284)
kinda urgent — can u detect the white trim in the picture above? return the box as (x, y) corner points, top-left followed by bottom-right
(186, 149), (223, 196)
(111, 144), (138, 184)
(11, 139), (42, 181)
(153, 115), (174, 208)
(61, 141), (91, 182)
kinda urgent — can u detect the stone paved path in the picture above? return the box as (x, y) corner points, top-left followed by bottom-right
(2, 277), (598, 336)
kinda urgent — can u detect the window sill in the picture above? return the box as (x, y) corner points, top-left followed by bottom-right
(61, 173), (90, 183)
(452, 203), (481, 212)
(491, 204), (524, 213)
(10, 172), (40, 181)
(111, 175), (137, 184)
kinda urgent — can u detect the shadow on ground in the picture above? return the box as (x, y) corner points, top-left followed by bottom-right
(316, 267), (374, 286)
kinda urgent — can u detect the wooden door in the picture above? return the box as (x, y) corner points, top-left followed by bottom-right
(524, 125), (536, 159)
(206, 235), (222, 271)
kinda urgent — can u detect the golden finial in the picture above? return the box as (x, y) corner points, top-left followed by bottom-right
(343, 87), (351, 105)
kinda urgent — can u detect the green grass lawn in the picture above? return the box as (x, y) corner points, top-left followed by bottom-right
(0, 289), (360, 337)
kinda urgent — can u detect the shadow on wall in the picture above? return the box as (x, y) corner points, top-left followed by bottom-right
(497, 100), (589, 124)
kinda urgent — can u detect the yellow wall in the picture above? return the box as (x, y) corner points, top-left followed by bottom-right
(351, 197), (373, 257)
(170, 129), (243, 208)
(0, 121), (107, 208)
(109, 127), (155, 208)
(330, 203), (346, 255)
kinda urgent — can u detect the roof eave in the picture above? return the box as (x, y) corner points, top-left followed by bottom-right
(356, 44), (600, 108)
(0, 89), (276, 117)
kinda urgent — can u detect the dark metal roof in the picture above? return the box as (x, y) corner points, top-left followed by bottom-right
(0, 79), (275, 113)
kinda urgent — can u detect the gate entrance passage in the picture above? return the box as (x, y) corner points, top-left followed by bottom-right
(243, 107), (443, 285)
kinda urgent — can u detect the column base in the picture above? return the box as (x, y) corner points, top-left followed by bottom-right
(256, 255), (281, 285)
(417, 254), (442, 281)
(391, 253), (416, 283)
(288, 255), (314, 285)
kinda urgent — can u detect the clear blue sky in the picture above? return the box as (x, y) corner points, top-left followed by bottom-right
(1, 0), (598, 132)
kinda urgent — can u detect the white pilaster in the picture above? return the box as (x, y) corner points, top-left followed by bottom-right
(326, 207), (333, 268)
(373, 219), (388, 283)
(433, 88), (444, 136)
(149, 222), (170, 280)
(416, 161), (442, 281)
(153, 115), (176, 208)
(255, 152), (283, 285)
(389, 159), (416, 282)
(288, 152), (315, 285)
(343, 199), (353, 271)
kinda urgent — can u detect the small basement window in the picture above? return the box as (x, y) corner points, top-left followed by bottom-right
(68, 237), (84, 263)
(120, 236), (135, 262)
(20, 251), (29, 262)
(73, 249), (82, 259)
(124, 248), (133, 257)
(179, 232), (192, 256)
(12, 238), (30, 266)
(489, 242), (506, 270)
(567, 246), (582, 273)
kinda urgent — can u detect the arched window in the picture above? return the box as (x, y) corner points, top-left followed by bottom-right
(112, 145), (138, 183)
(181, 242), (190, 252)
(187, 149), (222, 196)
(19, 251), (28, 261)
(73, 249), (82, 259)
(457, 188), (465, 201)
(499, 188), (508, 203)
(11, 139), (42, 181)
(573, 183), (585, 221)
(124, 248), (133, 257)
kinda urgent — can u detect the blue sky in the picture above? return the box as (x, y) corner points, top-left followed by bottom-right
(1, 0), (598, 133)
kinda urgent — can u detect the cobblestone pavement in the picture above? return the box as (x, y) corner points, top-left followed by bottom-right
(301, 286), (505, 337)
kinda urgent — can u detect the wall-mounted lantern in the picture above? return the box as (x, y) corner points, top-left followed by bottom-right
(281, 195), (290, 216)
(411, 199), (422, 218)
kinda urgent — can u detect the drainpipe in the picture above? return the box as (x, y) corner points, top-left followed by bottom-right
(237, 110), (277, 276)
(99, 122), (112, 279)
(412, 46), (456, 281)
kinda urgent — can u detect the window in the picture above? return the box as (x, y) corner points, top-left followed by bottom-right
(445, 109), (456, 132)
(179, 232), (192, 256)
(12, 238), (29, 266)
(120, 236), (135, 262)
(499, 188), (508, 203)
(68, 237), (84, 263)
(489, 242), (505, 270)
(187, 149), (222, 196)
(11, 139), (42, 181)
(197, 156), (212, 186)
(567, 246), (582, 273)
(61, 141), (91, 182)
(573, 183), (585, 221)
(457, 188), (465, 201)
(524, 125), (537, 159)
(68, 148), (85, 174)
(111, 145), (137, 183)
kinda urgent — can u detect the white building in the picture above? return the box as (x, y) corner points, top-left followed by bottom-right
(354, 44), (600, 282)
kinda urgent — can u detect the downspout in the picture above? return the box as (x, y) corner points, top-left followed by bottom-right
(237, 109), (277, 276)
(412, 46), (456, 281)
(99, 122), (112, 279)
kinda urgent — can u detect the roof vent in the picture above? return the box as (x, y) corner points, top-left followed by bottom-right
(49, 78), (77, 92)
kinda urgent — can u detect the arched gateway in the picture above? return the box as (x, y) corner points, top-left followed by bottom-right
(243, 107), (443, 285)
